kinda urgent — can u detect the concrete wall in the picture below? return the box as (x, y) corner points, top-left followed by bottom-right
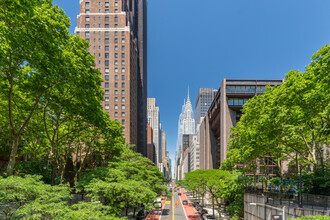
(244, 193), (330, 220)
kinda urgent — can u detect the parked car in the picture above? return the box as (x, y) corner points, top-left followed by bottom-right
(136, 210), (145, 220)
(196, 205), (203, 211)
(192, 202), (199, 207)
(199, 209), (208, 216)
(203, 214), (215, 220)
(182, 200), (188, 205)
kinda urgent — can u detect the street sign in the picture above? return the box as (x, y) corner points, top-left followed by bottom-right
(272, 215), (282, 220)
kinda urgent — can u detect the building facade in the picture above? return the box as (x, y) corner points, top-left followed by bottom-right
(195, 88), (217, 128)
(147, 98), (161, 166)
(189, 135), (200, 171)
(199, 79), (283, 170)
(75, 0), (147, 155)
(147, 123), (155, 163)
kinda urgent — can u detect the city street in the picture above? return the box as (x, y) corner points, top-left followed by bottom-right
(147, 188), (200, 220)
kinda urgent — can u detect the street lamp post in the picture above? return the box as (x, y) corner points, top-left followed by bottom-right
(250, 203), (286, 220)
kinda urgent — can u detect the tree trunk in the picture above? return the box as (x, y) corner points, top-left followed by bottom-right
(133, 207), (136, 218)
(212, 197), (215, 217)
(6, 136), (20, 176)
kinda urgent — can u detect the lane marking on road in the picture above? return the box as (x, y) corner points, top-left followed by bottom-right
(179, 189), (188, 220)
(165, 201), (171, 204)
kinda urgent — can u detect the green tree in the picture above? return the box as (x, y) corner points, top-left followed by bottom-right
(78, 148), (167, 216)
(225, 45), (330, 182)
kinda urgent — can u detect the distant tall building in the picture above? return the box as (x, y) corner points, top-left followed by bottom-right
(175, 89), (195, 180)
(75, 0), (148, 155)
(147, 98), (161, 167)
(147, 124), (155, 163)
(195, 88), (217, 128)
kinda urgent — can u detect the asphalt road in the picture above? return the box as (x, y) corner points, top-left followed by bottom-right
(160, 188), (187, 220)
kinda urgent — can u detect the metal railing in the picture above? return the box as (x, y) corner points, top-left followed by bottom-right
(245, 186), (330, 211)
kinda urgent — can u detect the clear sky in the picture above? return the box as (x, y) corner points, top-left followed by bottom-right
(53, 0), (330, 172)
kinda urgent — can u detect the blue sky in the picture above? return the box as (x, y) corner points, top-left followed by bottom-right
(54, 0), (330, 170)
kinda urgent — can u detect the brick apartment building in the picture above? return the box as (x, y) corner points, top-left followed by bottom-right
(75, 0), (147, 155)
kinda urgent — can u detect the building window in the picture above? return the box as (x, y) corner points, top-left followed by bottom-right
(105, 53), (109, 58)
(105, 9), (109, 13)
(114, 24), (118, 28)
(105, 31), (109, 36)
(105, 75), (109, 81)
(115, 2), (118, 6)
(122, 82), (125, 88)
(85, 17), (90, 22)
(121, 97), (125, 102)
(85, 2), (90, 7)
(105, 90), (109, 94)
(85, 31), (90, 36)
(115, 97), (118, 102)
(105, 105), (109, 110)
(115, 82), (118, 88)
(85, 9), (90, 13)
(122, 112), (125, 117)
(121, 119), (125, 125)
(121, 68), (125, 73)
(105, 97), (109, 102)
(114, 46), (118, 51)
(114, 90), (118, 95)
(121, 31), (125, 36)
(85, 24), (90, 28)
(105, 83), (109, 88)
(105, 46), (109, 51)
(114, 38), (118, 43)
(115, 31), (118, 36)
(105, 24), (109, 28)
(115, 68), (118, 73)
(121, 105), (125, 110)
(114, 105), (118, 110)
(228, 98), (249, 106)
(121, 60), (125, 65)
(122, 46), (125, 51)
(105, 17), (109, 21)
(115, 17), (118, 22)
(122, 38), (125, 43)
(121, 90), (125, 95)
(114, 60), (118, 65)
(105, 60), (109, 66)
(114, 75), (118, 80)
(121, 75), (125, 80)
(121, 53), (125, 58)
(115, 112), (118, 117)
(105, 38), (109, 44)
(105, 2), (109, 7)
(115, 9), (118, 13)
(86, 39), (89, 42)
(115, 53), (118, 58)
(105, 68), (109, 73)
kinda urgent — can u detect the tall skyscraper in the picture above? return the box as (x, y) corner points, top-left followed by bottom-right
(147, 98), (161, 166)
(75, 0), (147, 155)
(175, 89), (195, 180)
(195, 88), (217, 128)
